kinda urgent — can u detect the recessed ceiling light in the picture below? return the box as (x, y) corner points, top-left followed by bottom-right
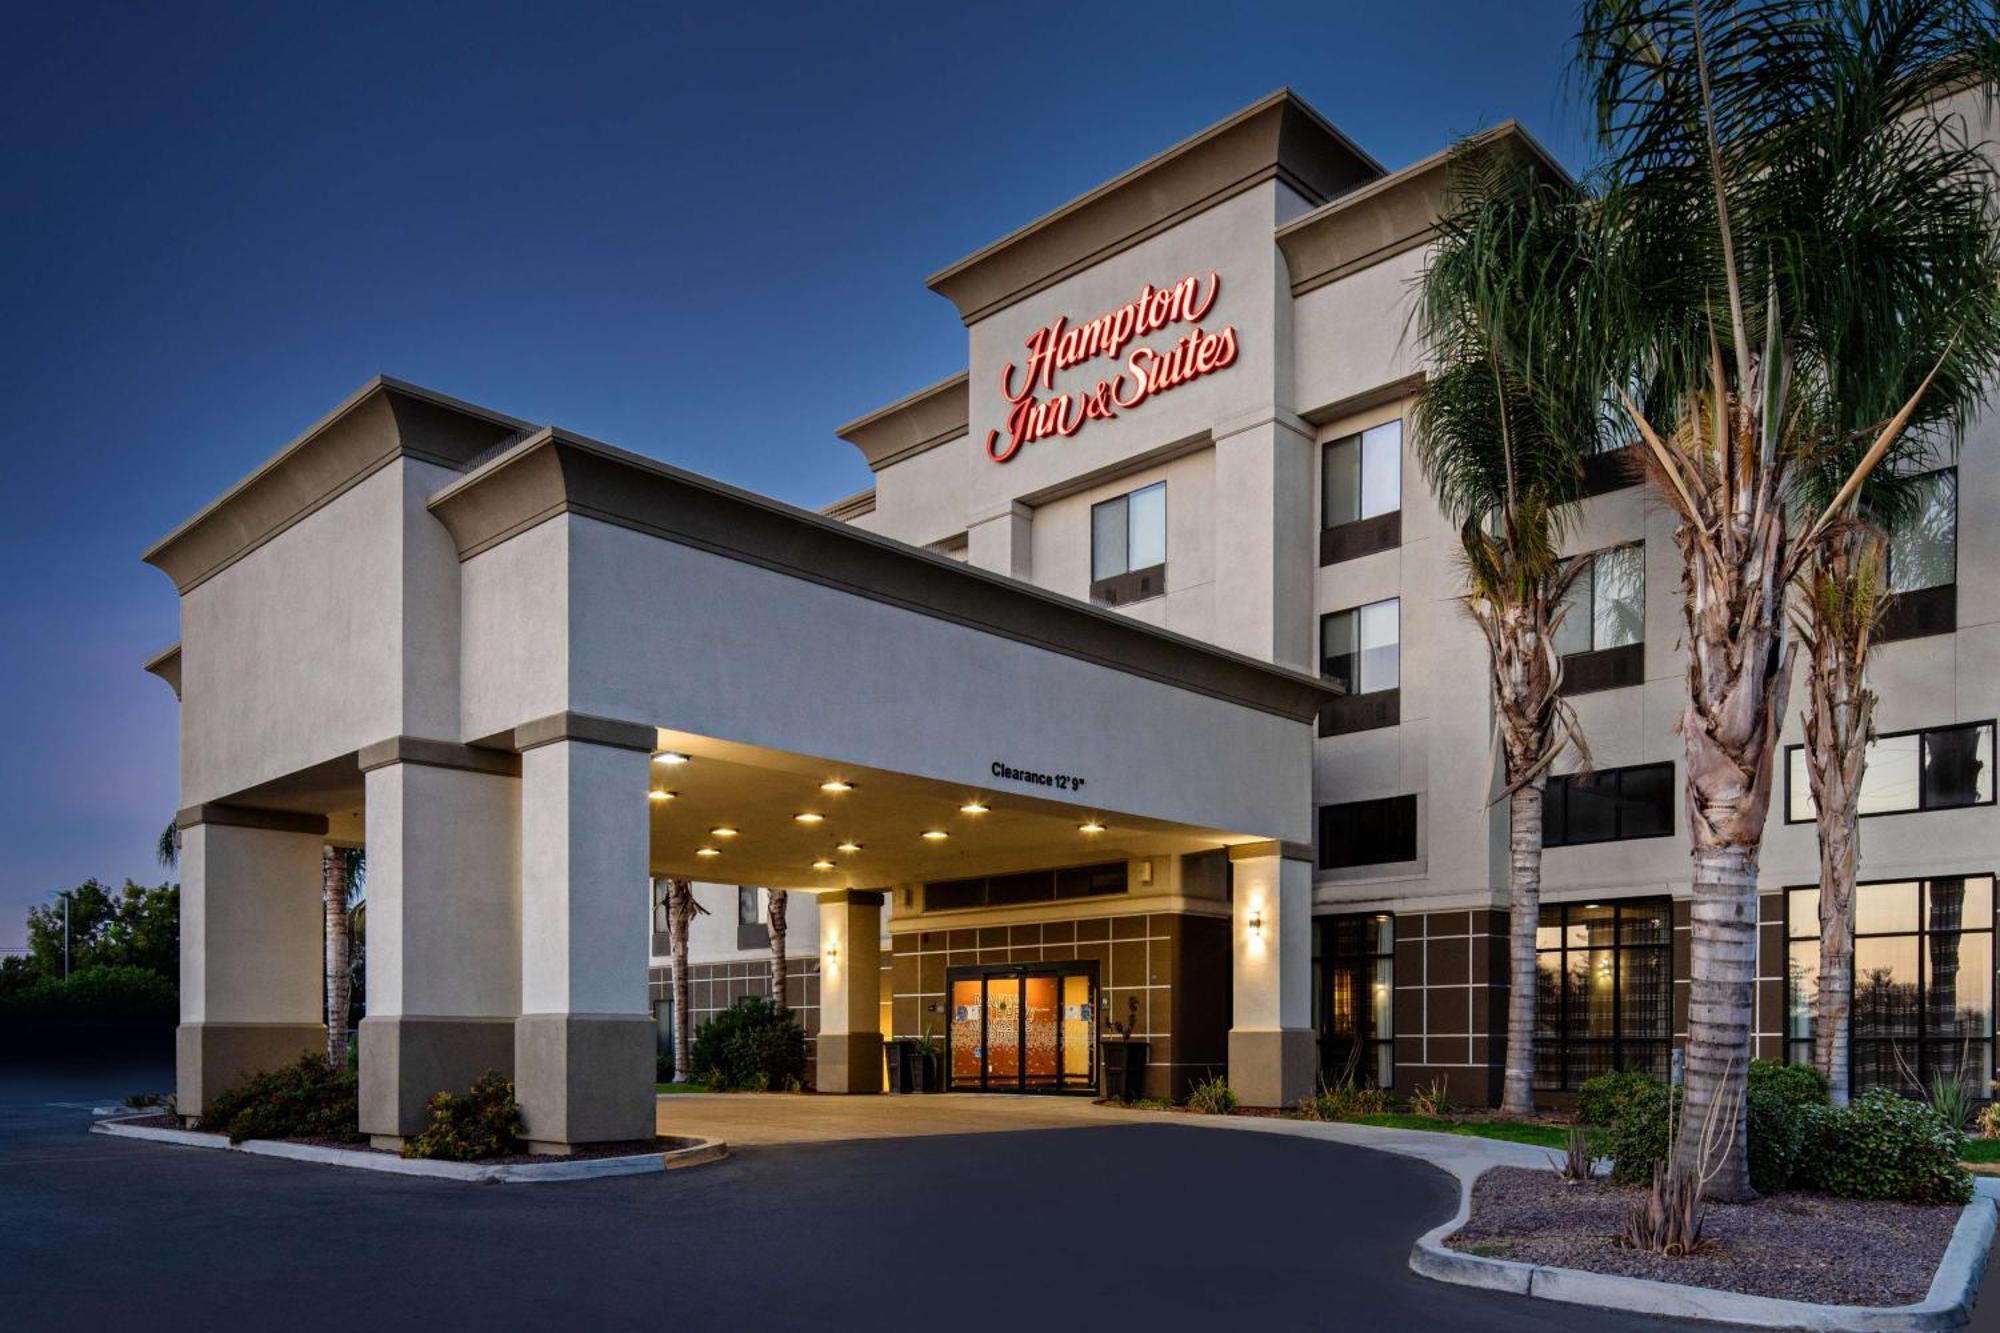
(794, 812), (824, 825)
(959, 800), (989, 815)
(653, 751), (689, 766)
(836, 841), (861, 853)
(648, 790), (675, 803)
(696, 847), (721, 858)
(921, 829), (949, 841)
(709, 827), (738, 839)
(1078, 820), (1106, 834)
(812, 859), (836, 871)
(820, 780), (854, 793)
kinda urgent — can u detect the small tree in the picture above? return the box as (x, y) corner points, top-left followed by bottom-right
(767, 888), (789, 1013)
(663, 878), (708, 1083)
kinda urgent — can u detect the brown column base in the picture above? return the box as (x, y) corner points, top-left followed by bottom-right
(816, 1032), (883, 1094)
(359, 1015), (516, 1145)
(1227, 1027), (1315, 1108)
(177, 1021), (327, 1121)
(513, 1013), (655, 1152)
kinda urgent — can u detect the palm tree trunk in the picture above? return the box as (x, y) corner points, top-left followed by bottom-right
(668, 878), (696, 1083)
(767, 889), (789, 1013)
(1503, 779), (1546, 1115)
(1814, 811), (1857, 1106)
(323, 847), (351, 1068)
(1677, 843), (1758, 1199)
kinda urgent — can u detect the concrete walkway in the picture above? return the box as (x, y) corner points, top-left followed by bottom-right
(655, 1090), (1154, 1145)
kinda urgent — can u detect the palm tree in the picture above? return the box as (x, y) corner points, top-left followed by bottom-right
(323, 847), (364, 1067)
(1576, 0), (2000, 1196)
(157, 820), (178, 870)
(663, 878), (708, 1082)
(767, 888), (789, 1013)
(1413, 144), (1602, 1115)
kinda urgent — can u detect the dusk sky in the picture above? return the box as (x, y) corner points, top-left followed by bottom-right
(0, 1), (1590, 949)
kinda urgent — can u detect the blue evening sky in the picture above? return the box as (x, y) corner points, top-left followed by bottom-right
(0, 1), (1590, 948)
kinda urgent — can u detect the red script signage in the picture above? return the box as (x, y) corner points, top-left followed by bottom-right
(984, 270), (1238, 463)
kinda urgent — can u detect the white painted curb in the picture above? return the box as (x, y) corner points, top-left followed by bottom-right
(1410, 1163), (1997, 1331)
(92, 1115), (726, 1183)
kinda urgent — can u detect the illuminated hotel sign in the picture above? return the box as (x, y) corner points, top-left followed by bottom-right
(985, 270), (1238, 463)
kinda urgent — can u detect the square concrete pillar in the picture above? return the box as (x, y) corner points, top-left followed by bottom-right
(513, 716), (656, 1151)
(356, 739), (522, 1147)
(1212, 411), (1315, 671)
(816, 890), (883, 1093)
(175, 804), (329, 1120)
(1227, 843), (1314, 1108)
(967, 500), (1032, 580)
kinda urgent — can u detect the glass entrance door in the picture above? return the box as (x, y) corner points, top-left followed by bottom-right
(946, 964), (1097, 1093)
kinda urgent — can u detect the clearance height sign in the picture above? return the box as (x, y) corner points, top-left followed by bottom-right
(984, 270), (1238, 463)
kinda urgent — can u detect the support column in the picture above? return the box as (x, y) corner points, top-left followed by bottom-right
(1227, 842), (1314, 1108)
(356, 738), (522, 1147)
(1211, 410), (1315, 671)
(513, 714), (656, 1151)
(816, 890), (883, 1093)
(175, 803), (328, 1120)
(966, 500), (1032, 580)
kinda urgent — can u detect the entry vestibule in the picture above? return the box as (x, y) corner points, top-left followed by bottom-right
(947, 964), (1098, 1093)
(143, 379), (1332, 1146)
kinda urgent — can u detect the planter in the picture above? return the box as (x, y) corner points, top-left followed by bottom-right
(885, 1039), (914, 1094)
(910, 1048), (943, 1093)
(1100, 1038), (1150, 1102)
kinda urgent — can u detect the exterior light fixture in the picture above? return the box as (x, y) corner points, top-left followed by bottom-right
(648, 790), (674, 803)
(696, 847), (721, 858)
(794, 812), (824, 825)
(1078, 820), (1106, 834)
(921, 830), (949, 841)
(820, 780), (854, 793)
(1247, 907), (1264, 937)
(959, 800), (989, 815)
(826, 941), (840, 964)
(709, 827), (738, 839)
(836, 841), (861, 853)
(653, 751), (689, 766)
(812, 859), (836, 871)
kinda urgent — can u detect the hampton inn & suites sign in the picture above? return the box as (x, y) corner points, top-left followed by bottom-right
(984, 270), (1238, 463)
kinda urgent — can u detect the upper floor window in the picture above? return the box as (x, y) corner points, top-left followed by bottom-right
(1318, 598), (1401, 736)
(1320, 421), (1402, 564)
(1785, 720), (1995, 823)
(1556, 544), (1645, 694)
(1544, 761), (1674, 847)
(738, 886), (764, 926)
(1318, 794), (1418, 870)
(1090, 481), (1166, 606)
(1878, 468), (1958, 642)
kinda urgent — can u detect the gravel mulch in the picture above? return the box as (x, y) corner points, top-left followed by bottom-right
(1447, 1166), (1962, 1307)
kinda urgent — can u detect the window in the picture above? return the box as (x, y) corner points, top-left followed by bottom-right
(1318, 600), (1401, 735)
(1535, 899), (1672, 1090)
(737, 886), (763, 926)
(1556, 544), (1645, 657)
(1544, 762), (1674, 847)
(1887, 469), (1957, 595)
(1787, 876), (1994, 1096)
(926, 862), (1128, 912)
(1321, 421), (1402, 564)
(1318, 795), (1418, 870)
(1785, 722), (1994, 823)
(1316, 913), (1395, 1088)
(1090, 481), (1166, 605)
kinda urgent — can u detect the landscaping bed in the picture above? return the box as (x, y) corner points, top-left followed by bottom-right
(113, 1113), (671, 1163)
(1447, 1165), (1961, 1307)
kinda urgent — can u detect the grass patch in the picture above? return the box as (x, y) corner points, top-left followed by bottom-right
(1342, 1112), (1572, 1149)
(655, 1081), (713, 1094)
(1959, 1138), (2000, 1164)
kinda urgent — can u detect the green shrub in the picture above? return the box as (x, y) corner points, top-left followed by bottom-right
(1747, 1058), (1828, 1109)
(201, 1053), (362, 1144)
(691, 996), (806, 1092)
(655, 1050), (674, 1083)
(1796, 1088), (1971, 1205)
(1293, 1079), (1392, 1121)
(1577, 1069), (1661, 1126)
(0, 964), (176, 1021)
(1747, 1085), (1817, 1193)
(402, 1072), (524, 1161)
(1604, 1080), (1676, 1185)
(1187, 1076), (1238, 1115)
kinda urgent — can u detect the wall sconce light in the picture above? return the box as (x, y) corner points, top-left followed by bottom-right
(826, 940), (840, 965)
(1247, 907), (1264, 938)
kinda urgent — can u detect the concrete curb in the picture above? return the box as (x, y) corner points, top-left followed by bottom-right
(91, 1115), (726, 1183)
(1409, 1163), (1997, 1331)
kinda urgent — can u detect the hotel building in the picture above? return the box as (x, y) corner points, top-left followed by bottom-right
(144, 89), (1997, 1145)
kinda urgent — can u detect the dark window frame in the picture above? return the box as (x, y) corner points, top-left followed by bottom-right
(1878, 467), (1959, 644)
(1319, 421), (1403, 566)
(1544, 761), (1675, 848)
(1317, 794), (1419, 870)
(1784, 875), (1996, 1095)
(1318, 598), (1401, 736)
(1783, 720), (1996, 825)
(1314, 913), (1396, 1089)
(1557, 542), (1646, 659)
(1534, 897), (1673, 1091)
(1089, 481), (1167, 606)
(925, 861), (1129, 913)
(736, 886), (770, 951)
